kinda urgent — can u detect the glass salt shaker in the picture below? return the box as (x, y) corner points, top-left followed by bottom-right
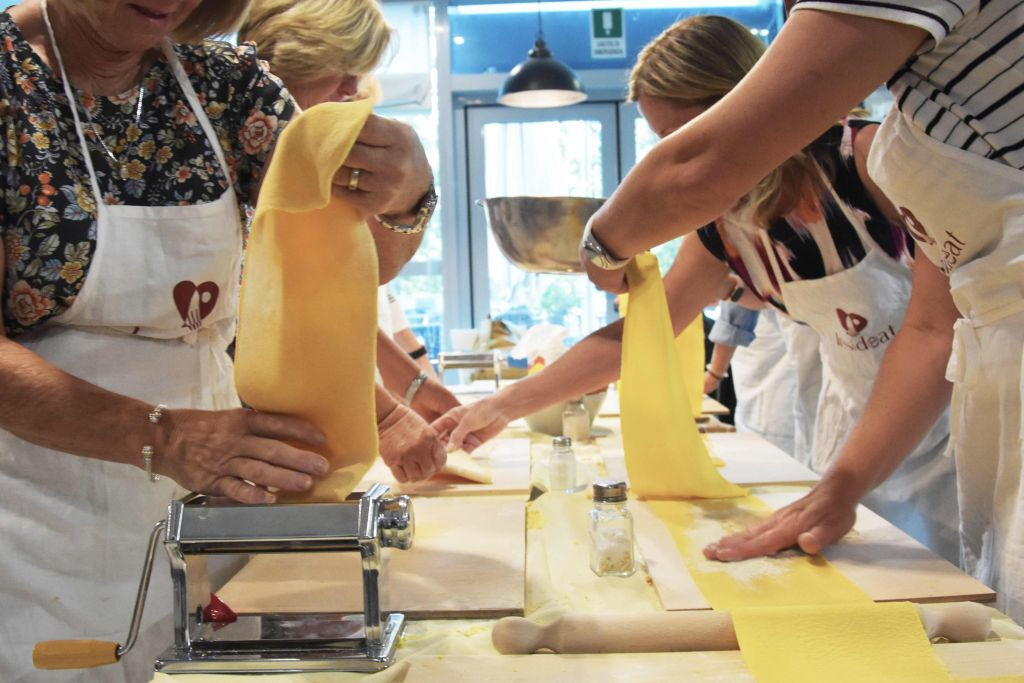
(561, 397), (590, 443)
(589, 480), (636, 577)
(548, 436), (577, 493)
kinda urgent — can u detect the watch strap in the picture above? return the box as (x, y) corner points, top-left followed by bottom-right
(376, 184), (437, 235)
(582, 224), (630, 270)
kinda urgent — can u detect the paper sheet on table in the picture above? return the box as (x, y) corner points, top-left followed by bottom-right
(619, 252), (745, 499)
(234, 100), (378, 503)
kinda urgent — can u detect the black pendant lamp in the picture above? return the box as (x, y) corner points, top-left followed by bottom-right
(498, 4), (586, 108)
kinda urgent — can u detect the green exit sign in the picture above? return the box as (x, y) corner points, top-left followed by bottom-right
(592, 8), (623, 39)
(591, 8), (625, 58)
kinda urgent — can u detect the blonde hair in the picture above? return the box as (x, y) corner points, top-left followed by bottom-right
(630, 16), (824, 228)
(76, 0), (250, 43)
(237, 0), (393, 86)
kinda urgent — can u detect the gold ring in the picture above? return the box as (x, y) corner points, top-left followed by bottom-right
(348, 168), (362, 191)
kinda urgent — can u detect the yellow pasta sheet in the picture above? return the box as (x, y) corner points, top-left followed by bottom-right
(235, 100), (378, 502)
(619, 252), (745, 499)
(732, 602), (954, 683)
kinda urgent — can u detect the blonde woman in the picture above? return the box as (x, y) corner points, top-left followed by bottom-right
(238, 0), (463, 482)
(434, 16), (959, 564)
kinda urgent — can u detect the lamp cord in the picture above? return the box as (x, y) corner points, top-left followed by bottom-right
(536, 0), (543, 40)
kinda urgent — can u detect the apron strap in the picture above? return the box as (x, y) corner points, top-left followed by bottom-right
(160, 41), (235, 188)
(41, 0), (103, 203)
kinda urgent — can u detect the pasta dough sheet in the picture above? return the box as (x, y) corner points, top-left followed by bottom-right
(732, 602), (954, 683)
(437, 449), (493, 484)
(234, 100), (378, 503)
(619, 252), (745, 500)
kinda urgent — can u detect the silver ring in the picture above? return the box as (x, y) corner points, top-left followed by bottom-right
(348, 168), (362, 191)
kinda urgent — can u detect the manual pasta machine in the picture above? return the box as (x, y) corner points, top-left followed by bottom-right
(33, 483), (414, 675)
(437, 350), (507, 389)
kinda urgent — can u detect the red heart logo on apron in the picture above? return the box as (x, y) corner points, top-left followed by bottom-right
(173, 280), (220, 331)
(836, 308), (868, 336)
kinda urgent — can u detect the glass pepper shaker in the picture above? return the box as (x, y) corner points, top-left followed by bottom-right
(561, 397), (590, 443)
(548, 436), (577, 493)
(589, 480), (636, 577)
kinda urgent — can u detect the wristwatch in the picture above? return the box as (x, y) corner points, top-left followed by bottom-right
(376, 184), (437, 235)
(581, 224), (630, 270)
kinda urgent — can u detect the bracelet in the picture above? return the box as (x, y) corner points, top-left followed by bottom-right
(727, 282), (746, 303)
(408, 344), (428, 360)
(705, 366), (727, 381)
(142, 403), (166, 482)
(403, 371), (429, 407)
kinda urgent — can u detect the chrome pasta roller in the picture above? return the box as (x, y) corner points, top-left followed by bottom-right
(437, 350), (508, 389)
(33, 483), (414, 675)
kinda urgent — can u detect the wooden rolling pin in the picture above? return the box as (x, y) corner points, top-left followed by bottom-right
(492, 603), (992, 655)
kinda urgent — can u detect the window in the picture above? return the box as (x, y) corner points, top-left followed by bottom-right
(376, 1), (445, 357)
(466, 103), (620, 341)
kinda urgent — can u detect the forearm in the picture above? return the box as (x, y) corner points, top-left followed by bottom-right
(375, 382), (401, 424)
(823, 326), (953, 496)
(376, 331), (422, 396)
(496, 292), (710, 421)
(0, 336), (154, 466)
(368, 217), (425, 283)
(591, 11), (925, 258)
(708, 344), (737, 377)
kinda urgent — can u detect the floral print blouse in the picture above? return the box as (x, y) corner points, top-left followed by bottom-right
(0, 13), (295, 335)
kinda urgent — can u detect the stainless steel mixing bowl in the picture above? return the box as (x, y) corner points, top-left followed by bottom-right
(476, 196), (606, 273)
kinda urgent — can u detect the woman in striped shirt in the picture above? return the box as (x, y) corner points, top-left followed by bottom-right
(583, 0), (1024, 621)
(436, 16), (960, 565)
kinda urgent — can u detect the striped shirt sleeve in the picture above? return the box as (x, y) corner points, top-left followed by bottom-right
(790, 0), (977, 50)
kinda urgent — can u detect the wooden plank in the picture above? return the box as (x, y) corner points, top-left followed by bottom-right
(599, 432), (819, 488)
(705, 432), (817, 486)
(701, 396), (730, 416)
(394, 641), (1024, 681)
(356, 438), (531, 497)
(634, 488), (996, 612)
(217, 496), (526, 619)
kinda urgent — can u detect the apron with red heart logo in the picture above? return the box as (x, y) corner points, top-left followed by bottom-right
(869, 108), (1024, 622)
(755, 185), (960, 566)
(0, 9), (243, 680)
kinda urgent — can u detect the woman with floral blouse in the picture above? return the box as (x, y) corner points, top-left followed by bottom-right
(0, 0), (431, 679)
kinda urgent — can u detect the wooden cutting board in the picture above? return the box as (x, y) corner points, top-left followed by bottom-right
(356, 437), (531, 497)
(600, 432), (819, 487)
(217, 496), (526, 619)
(633, 487), (996, 611)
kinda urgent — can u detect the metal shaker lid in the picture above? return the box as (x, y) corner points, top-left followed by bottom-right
(593, 480), (627, 502)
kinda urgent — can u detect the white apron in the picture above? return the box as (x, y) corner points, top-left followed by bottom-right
(869, 109), (1024, 622)
(759, 191), (960, 565)
(776, 314), (822, 469)
(731, 309), (799, 457)
(0, 7), (243, 680)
